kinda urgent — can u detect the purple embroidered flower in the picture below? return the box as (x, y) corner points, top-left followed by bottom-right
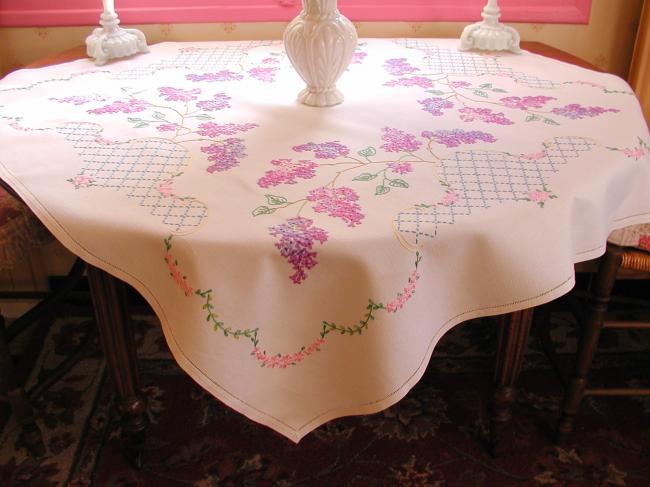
(269, 217), (328, 284)
(551, 104), (619, 119)
(197, 122), (258, 138)
(156, 123), (179, 132)
(380, 127), (422, 153)
(196, 93), (231, 111)
(384, 58), (419, 76)
(293, 141), (350, 159)
(248, 67), (279, 83)
(186, 71), (244, 82)
(307, 186), (364, 227)
(459, 107), (514, 125)
(88, 99), (148, 114)
(158, 87), (201, 102)
(262, 57), (280, 64)
(351, 51), (367, 64)
(201, 138), (247, 172)
(258, 159), (318, 188)
(419, 97), (454, 116)
(422, 129), (496, 148)
(450, 81), (471, 88)
(387, 162), (413, 174)
(50, 95), (103, 105)
(384, 76), (434, 88)
(500, 95), (556, 110)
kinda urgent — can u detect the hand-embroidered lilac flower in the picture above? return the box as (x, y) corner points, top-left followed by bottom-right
(156, 123), (179, 132)
(201, 138), (247, 172)
(380, 127), (422, 153)
(87, 99), (148, 114)
(307, 186), (364, 227)
(419, 97), (454, 116)
(258, 159), (318, 188)
(197, 122), (258, 138)
(499, 95), (556, 110)
(458, 107), (514, 125)
(384, 76), (434, 88)
(269, 216), (328, 284)
(186, 71), (245, 82)
(450, 81), (472, 88)
(196, 93), (231, 111)
(262, 57), (281, 64)
(293, 141), (350, 159)
(384, 58), (419, 76)
(387, 162), (413, 174)
(551, 104), (619, 119)
(351, 51), (368, 64)
(422, 129), (496, 148)
(526, 188), (557, 208)
(248, 67), (279, 83)
(158, 87), (201, 102)
(50, 95), (106, 105)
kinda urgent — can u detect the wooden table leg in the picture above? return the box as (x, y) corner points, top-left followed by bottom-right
(489, 308), (534, 456)
(87, 264), (147, 468)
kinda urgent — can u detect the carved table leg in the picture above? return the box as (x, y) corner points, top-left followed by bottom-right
(87, 264), (147, 468)
(489, 308), (534, 457)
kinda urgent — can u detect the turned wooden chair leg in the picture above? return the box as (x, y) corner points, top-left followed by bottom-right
(0, 315), (45, 457)
(87, 264), (148, 468)
(557, 243), (622, 443)
(489, 307), (534, 457)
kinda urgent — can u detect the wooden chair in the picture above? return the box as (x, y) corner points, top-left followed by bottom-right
(0, 184), (85, 457)
(557, 224), (650, 441)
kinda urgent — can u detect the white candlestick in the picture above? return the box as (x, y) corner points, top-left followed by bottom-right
(459, 0), (521, 53)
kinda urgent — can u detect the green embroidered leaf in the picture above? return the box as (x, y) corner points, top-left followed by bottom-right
(152, 111), (166, 120)
(491, 88), (507, 93)
(426, 90), (446, 96)
(353, 172), (377, 181)
(375, 185), (390, 196)
(252, 205), (275, 216)
(134, 122), (150, 128)
(525, 114), (541, 122)
(479, 83), (493, 89)
(265, 194), (288, 205)
(195, 114), (213, 120)
(543, 117), (560, 126)
(389, 178), (409, 188)
(358, 146), (377, 157)
(473, 90), (489, 98)
(127, 117), (141, 122)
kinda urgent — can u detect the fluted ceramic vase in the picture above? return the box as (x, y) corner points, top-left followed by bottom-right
(283, 0), (358, 107)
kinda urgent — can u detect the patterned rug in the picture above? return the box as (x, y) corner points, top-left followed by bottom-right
(1, 304), (650, 486)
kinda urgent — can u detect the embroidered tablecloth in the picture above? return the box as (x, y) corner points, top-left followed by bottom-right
(1, 38), (649, 442)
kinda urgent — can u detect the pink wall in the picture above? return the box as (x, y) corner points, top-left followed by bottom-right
(0, 0), (592, 28)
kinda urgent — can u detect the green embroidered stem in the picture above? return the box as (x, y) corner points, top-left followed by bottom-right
(320, 300), (385, 338)
(195, 289), (259, 346)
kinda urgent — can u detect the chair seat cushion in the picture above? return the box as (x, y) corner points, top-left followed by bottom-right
(608, 223), (650, 252)
(0, 187), (52, 271)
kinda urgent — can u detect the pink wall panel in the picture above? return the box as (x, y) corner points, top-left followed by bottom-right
(0, 0), (592, 28)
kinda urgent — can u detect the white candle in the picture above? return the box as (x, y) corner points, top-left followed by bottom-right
(102, 0), (115, 15)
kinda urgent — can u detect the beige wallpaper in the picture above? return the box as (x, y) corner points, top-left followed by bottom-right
(0, 0), (644, 78)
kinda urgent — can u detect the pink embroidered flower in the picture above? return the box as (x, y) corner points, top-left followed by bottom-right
(380, 127), (422, 153)
(307, 186), (364, 227)
(384, 76), (434, 88)
(269, 217), (328, 283)
(157, 179), (174, 198)
(197, 122), (258, 138)
(196, 93), (231, 111)
(623, 147), (645, 160)
(158, 87), (201, 102)
(384, 58), (419, 76)
(252, 337), (326, 368)
(500, 95), (556, 110)
(201, 138), (247, 172)
(293, 141), (350, 159)
(419, 97), (454, 116)
(248, 67), (279, 83)
(186, 71), (244, 82)
(69, 175), (93, 188)
(351, 51), (367, 64)
(94, 136), (115, 145)
(440, 191), (459, 206)
(88, 99), (148, 114)
(459, 107), (514, 125)
(258, 159), (318, 188)
(386, 269), (419, 313)
(450, 81), (471, 88)
(573, 81), (606, 88)
(551, 104), (619, 119)
(638, 235), (650, 251)
(527, 189), (556, 207)
(50, 95), (103, 105)
(387, 162), (413, 175)
(156, 123), (178, 132)
(422, 129), (496, 148)
(262, 57), (280, 64)
(164, 252), (193, 296)
(520, 151), (546, 160)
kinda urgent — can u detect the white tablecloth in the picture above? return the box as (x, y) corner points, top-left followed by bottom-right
(1, 39), (649, 442)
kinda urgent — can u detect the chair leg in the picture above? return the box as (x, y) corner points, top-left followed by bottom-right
(0, 316), (45, 457)
(557, 243), (622, 443)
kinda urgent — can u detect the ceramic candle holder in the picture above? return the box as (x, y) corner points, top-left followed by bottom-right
(459, 0), (521, 54)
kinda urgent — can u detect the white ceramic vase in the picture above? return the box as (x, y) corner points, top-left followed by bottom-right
(283, 0), (358, 107)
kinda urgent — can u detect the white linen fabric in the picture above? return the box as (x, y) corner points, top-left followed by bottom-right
(1, 39), (649, 442)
